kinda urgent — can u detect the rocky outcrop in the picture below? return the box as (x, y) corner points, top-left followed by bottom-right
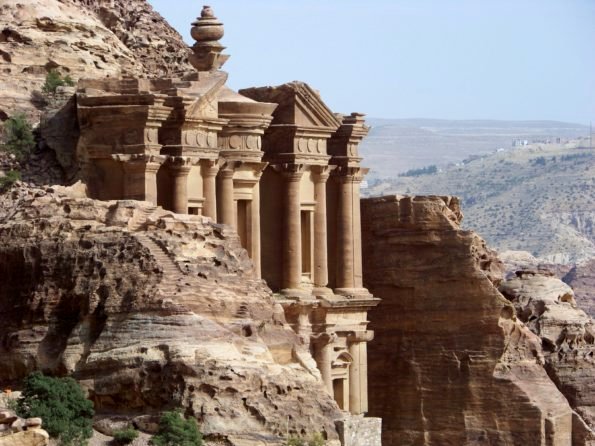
(0, 0), (191, 121)
(500, 272), (595, 442)
(0, 183), (341, 442)
(563, 259), (595, 319)
(65, 0), (191, 77)
(500, 251), (595, 320)
(0, 408), (49, 446)
(362, 195), (575, 446)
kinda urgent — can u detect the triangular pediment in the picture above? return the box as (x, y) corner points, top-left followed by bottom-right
(240, 82), (341, 131)
(179, 71), (228, 119)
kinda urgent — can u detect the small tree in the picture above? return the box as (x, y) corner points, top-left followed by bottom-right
(15, 372), (94, 446)
(41, 70), (74, 96)
(150, 410), (202, 446)
(3, 113), (35, 158)
(112, 427), (139, 445)
(0, 170), (20, 192)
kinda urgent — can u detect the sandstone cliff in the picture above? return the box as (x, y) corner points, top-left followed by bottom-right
(0, 183), (341, 442)
(0, 0), (191, 121)
(361, 195), (580, 445)
(500, 272), (595, 443)
(563, 260), (595, 319)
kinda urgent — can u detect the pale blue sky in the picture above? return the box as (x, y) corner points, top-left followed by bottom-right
(147, 0), (594, 124)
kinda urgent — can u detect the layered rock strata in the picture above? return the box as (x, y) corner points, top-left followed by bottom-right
(500, 272), (595, 442)
(0, 183), (341, 441)
(361, 195), (575, 446)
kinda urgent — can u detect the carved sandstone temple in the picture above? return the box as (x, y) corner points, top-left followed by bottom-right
(76, 5), (379, 415)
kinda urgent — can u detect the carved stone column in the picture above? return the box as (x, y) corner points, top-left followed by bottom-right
(335, 168), (366, 292)
(312, 166), (333, 294)
(251, 179), (261, 278)
(336, 172), (356, 289)
(169, 161), (191, 214)
(282, 166), (304, 293)
(312, 332), (336, 396)
(202, 160), (219, 220)
(348, 331), (374, 415)
(219, 167), (235, 227)
(122, 159), (160, 205)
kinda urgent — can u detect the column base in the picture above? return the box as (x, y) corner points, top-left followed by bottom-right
(334, 288), (374, 299)
(281, 288), (315, 301)
(312, 286), (334, 297)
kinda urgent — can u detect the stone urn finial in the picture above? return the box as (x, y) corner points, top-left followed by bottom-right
(189, 5), (229, 71)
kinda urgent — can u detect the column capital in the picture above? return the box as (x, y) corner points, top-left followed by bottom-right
(219, 168), (235, 179)
(333, 166), (368, 184)
(201, 159), (220, 177)
(312, 165), (336, 183)
(311, 332), (338, 346)
(278, 163), (306, 182)
(168, 156), (192, 175)
(121, 160), (162, 174)
(347, 331), (374, 343)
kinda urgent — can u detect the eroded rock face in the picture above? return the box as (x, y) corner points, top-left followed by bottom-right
(0, 0), (191, 121)
(361, 195), (574, 446)
(0, 183), (340, 441)
(563, 260), (595, 319)
(500, 272), (595, 442)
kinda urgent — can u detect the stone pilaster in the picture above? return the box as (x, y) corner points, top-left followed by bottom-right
(169, 160), (191, 214)
(218, 166), (235, 227)
(312, 166), (334, 295)
(312, 332), (337, 396)
(251, 178), (261, 278)
(334, 167), (369, 295)
(348, 331), (374, 415)
(121, 158), (161, 205)
(201, 160), (219, 220)
(281, 165), (304, 294)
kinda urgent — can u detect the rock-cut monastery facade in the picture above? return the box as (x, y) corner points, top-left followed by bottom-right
(76, 5), (379, 417)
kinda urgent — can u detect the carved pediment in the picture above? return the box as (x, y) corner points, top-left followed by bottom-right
(240, 82), (341, 131)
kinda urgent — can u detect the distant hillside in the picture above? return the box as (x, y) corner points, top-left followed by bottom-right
(365, 143), (595, 264)
(360, 118), (590, 177)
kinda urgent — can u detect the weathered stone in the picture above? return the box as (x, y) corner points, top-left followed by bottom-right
(361, 195), (574, 445)
(0, 411), (16, 425)
(0, 430), (48, 446)
(335, 415), (381, 446)
(0, 183), (341, 441)
(500, 272), (595, 442)
(0, 0), (191, 122)
(23, 419), (41, 428)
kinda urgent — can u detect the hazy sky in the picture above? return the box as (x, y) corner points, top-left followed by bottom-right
(147, 0), (595, 124)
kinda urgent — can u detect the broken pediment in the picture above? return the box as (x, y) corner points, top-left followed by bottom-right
(240, 82), (341, 131)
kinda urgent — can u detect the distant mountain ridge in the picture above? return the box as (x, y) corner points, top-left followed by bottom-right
(360, 118), (590, 177)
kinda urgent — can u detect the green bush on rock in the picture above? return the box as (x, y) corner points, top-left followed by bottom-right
(42, 69), (75, 95)
(15, 372), (94, 446)
(0, 170), (20, 192)
(150, 410), (203, 446)
(2, 113), (35, 159)
(113, 427), (139, 445)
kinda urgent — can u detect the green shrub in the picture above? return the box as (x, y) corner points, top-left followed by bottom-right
(113, 427), (139, 445)
(287, 437), (305, 446)
(286, 433), (325, 446)
(41, 70), (75, 95)
(0, 170), (20, 192)
(150, 410), (202, 446)
(2, 113), (35, 158)
(15, 372), (94, 446)
(308, 433), (325, 446)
